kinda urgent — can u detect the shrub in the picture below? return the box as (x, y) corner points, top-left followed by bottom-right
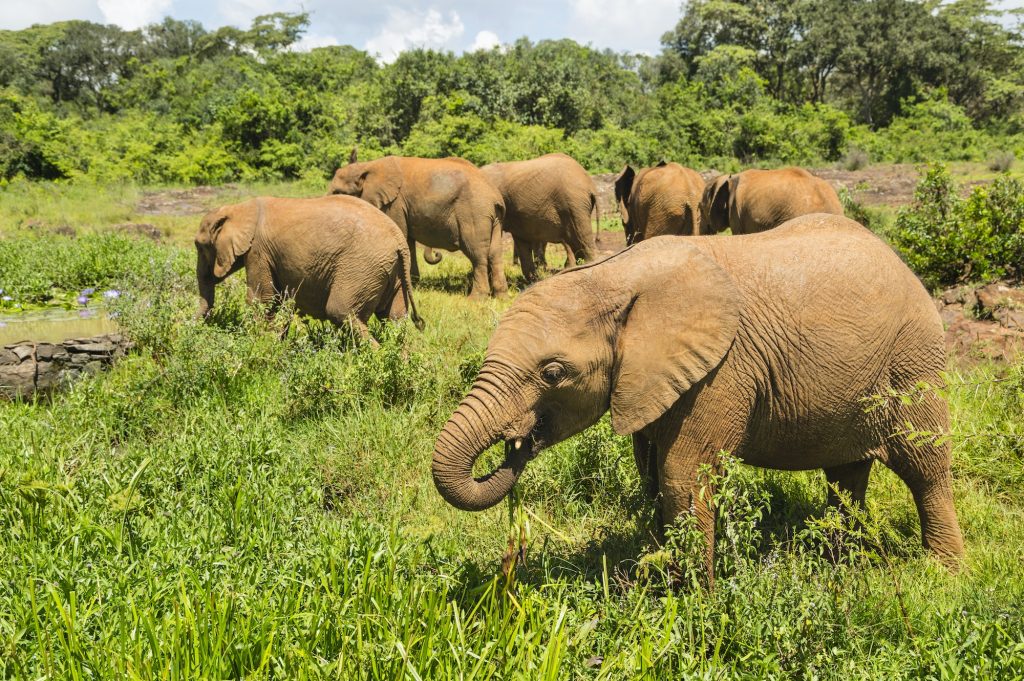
(989, 150), (1016, 172)
(890, 164), (1024, 288)
(841, 148), (870, 171)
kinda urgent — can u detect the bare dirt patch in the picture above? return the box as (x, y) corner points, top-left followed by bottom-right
(135, 186), (229, 216)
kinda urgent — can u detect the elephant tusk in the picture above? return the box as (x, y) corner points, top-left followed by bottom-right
(514, 438), (523, 450)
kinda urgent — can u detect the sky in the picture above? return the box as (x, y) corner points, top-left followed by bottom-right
(0, 1), (1022, 62)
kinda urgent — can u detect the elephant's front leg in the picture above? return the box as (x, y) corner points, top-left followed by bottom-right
(658, 434), (723, 587)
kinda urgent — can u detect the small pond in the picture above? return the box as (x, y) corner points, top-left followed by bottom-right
(0, 309), (118, 345)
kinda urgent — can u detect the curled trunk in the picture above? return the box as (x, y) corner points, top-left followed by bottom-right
(431, 370), (531, 511)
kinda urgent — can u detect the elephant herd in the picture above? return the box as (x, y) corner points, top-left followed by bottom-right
(194, 152), (964, 581)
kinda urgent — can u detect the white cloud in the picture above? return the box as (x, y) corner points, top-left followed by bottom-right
(365, 7), (465, 63)
(469, 29), (500, 52)
(0, 0), (99, 29)
(97, 0), (173, 29)
(568, 0), (679, 54)
(292, 33), (340, 51)
(215, 0), (291, 27)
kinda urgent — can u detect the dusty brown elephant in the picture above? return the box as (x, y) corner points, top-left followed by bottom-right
(701, 167), (843, 235)
(431, 213), (963, 581)
(330, 151), (506, 298)
(614, 161), (705, 243)
(481, 153), (598, 282)
(195, 195), (423, 336)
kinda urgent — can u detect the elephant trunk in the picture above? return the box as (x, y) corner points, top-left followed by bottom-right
(196, 258), (215, 319)
(432, 369), (531, 511)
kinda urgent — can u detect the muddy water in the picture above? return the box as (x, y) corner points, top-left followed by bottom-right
(0, 310), (118, 345)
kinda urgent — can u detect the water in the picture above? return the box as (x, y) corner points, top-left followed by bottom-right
(0, 309), (118, 346)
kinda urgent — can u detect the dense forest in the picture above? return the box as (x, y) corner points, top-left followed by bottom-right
(1, 0), (1022, 184)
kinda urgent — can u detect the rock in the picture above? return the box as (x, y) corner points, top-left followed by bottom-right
(34, 343), (58, 360)
(940, 288), (964, 306)
(12, 346), (34, 361)
(974, 283), (1024, 319)
(0, 350), (19, 365)
(0, 362), (36, 399)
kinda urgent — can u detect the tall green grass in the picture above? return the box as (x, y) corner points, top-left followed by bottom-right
(0, 186), (1022, 678)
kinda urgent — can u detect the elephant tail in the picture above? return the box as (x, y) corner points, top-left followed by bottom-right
(590, 191), (600, 251)
(397, 245), (425, 331)
(423, 247), (443, 265)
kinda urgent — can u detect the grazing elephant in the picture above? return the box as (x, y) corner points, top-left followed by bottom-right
(431, 214), (963, 581)
(195, 195), (423, 336)
(701, 167), (843, 235)
(614, 161), (705, 243)
(330, 151), (507, 298)
(481, 153), (598, 283)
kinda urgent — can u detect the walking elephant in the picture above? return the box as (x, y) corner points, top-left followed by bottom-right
(614, 161), (705, 243)
(481, 153), (598, 283)
(701, 166), (843, 235)
(431, 213), (963, 581)
(195, 195), (423, 336)
(330, 151), (507, 298)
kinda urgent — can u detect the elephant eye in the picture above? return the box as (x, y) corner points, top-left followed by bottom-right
(541, 362), (566, 384)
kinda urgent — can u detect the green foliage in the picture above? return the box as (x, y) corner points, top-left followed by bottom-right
(1, 192), (1024, 676)
(890, 164), (1024, 288)
(0, 5), (1020, 184)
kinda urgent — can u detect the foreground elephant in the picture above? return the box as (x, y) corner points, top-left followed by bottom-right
(195, 195), (423, 335)
(481, 153), (598, 282)
(432, 213), (963, 579)
(701, 167), (843, 234)
(330, 151), (506, 298)
(614, 161), (705, 243)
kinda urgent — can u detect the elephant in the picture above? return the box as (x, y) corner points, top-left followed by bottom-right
(431, 213), (963, 581)
(330, 151), (506, 298)
(701, 167), (843, 235)
(195, 195), (423, 336)
(480, 153), (598, 283)
(614, 161), (705, 243)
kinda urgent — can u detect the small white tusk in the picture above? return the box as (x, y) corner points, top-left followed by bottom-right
(514, 439), (523, 450)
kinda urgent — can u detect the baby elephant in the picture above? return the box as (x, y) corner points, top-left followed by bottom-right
(432, 213), (963, 581)
(195, 195), (423, 335)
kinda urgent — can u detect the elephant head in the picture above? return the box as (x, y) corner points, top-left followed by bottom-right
(432, 239), (741, 511)
(613, 165), (637, 243)
(700, 174), (732, 234)
(329, 149), (403, 210)
(194, 200), (262, 317)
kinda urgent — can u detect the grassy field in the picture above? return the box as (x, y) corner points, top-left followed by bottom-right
(1, 178), (1023, 678)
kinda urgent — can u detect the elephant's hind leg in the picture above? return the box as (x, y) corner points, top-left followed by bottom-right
(882, 401), (964, 565)
(824, 459), (873, 510)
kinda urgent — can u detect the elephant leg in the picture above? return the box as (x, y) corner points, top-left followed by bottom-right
(532, 242), (547, 271)
(882, 401), (964, 565)
(407, 236), (420, 282)
(633, 433), (659, 502)
(514, 238), (538, 283)
(487, 220), (508, 297)
(463, 241), (491, 299)
(562, 207), (595, 263)
(562, 243), (576, 269)
(823, 459), (873, 510)
(657, 435), (722, 586)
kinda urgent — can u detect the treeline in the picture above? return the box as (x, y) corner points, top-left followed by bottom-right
(1, 1), (1022, 185)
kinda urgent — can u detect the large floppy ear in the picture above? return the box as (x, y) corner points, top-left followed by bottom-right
(610, 242), (741, 435)
(614, 165), (635, 224)
(360, 156), (403, 208)
(212, 200), (260, 279)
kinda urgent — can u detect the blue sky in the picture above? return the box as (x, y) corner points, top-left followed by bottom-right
(1, 1), (1022, 61)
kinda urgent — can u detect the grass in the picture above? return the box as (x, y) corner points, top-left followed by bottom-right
(1, 180), (1023, 678)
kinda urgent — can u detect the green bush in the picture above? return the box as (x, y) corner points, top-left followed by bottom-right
(890, 164), (1024, 288)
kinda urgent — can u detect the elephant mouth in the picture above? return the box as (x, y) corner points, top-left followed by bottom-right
(503, 432), (540, 464)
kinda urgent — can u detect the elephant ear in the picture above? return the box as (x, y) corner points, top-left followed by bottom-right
(610, 242), (741, 435)
(212, 200), (262, 279)
(360, 156), (403, 208)
(614, 165), (636, 223)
